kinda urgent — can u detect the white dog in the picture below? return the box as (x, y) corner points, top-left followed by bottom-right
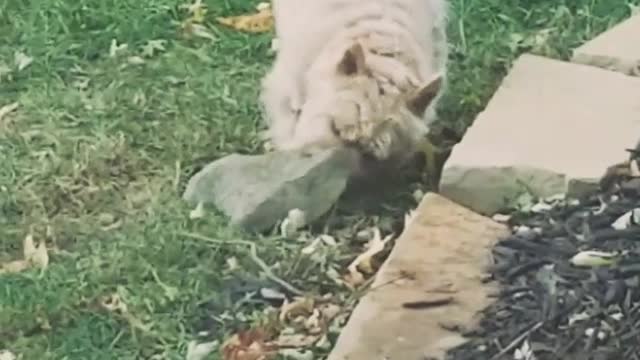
(261, 0), (448, 167)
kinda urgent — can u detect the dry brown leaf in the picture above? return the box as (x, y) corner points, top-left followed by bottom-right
(279, 297), (315, 323)
(346, 228), (392, 277)
(23, 234), (49, 270)
(216, 3), (274, 33)
(0, 233), (49, 275)
(0, 260), (30, 274)
(342, 270), (365, 288)
(304, 309), (323, 335)
(319, 304), (341, 323)
(181, 0), (208, 23)
(0, 102), (18, 123)
(100, 293), (129, 314)
(99, 293), (152, 333)
(31, 241), (49, 269)
(23, 233), (36, 259)
(271, 333), (320, 349)
(221, 328), (277, 360)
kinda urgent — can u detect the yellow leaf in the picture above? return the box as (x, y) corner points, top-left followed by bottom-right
(0, 260), (30, 274)
(181, 0), (208, 23)
(347, 228), (391, 275)
(0, 102), (19, 123)
(30, 241), (49, 269)
(279, 297), (315, 323)
(23, 233), (36, 259)
(216, 5), (274, 33)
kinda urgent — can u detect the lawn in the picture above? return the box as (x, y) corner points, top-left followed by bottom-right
(1, 0), (638, 358)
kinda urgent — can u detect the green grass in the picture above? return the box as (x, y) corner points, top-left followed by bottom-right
(1, 0), (638, 358)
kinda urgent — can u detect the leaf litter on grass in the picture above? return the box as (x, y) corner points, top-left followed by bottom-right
(0, 233), (49, 275)
(210, 212), (407, 359)
(216, 2), (274, 33)
(179, 0), (216, 41)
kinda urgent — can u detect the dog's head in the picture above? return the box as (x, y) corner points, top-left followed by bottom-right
(295, 42), (443, 163)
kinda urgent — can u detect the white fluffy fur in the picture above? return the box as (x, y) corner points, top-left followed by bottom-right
(261, 0), (448, 162)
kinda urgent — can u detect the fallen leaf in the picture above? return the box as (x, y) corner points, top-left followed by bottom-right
(342, 269), (365, 288)
(570, 250), (621, 268)
(23, 233), (36, 259)
(270, 38), (280, 52)
(0, 260), (30, 274)
(280, 209), (306, 238)
(347, 228), (392, 275)
(412, 188), (425, 203)
(226, 256), (239, 271)
(568, 311), (591, 326)
(611, 209), (640, 230)
(14, 51), (33, 71)
(279, 297), (315, 323)
(318, 235), (337, 246)
(278, 349), (313, 360)
(513, 191), (535, 213)
(272, 333), (320, 348)
(127, 56), (146, 65)
(0, 350), (16, 360)
(181, 0), (208, 23)
(315, 335), (331, 349)
(319, 304), (341, 322)
(0, 102), (18, 123)
(256, 2), (271, 11)
(187, 340), (218, 360)
(182, 22), (217, 41)
(301, 237), (322, 255)
(23, 234), (49, 270)
(30, 241), (49, 269)
(514, 340), (536, 360)
(100, 292), (152, 333)
(141, 40), (167, 58)
(531, 202), (553, 213)
(260, 287), (286, 301)
(492, 213), (511, 223)
(190, 202), (206, 219)
(221, 328), (277, 360)
(109, 39), (128, 57)
(100, 293), (129, 314)
(304, 309), (323, 334)
(216, 3), (274, 33)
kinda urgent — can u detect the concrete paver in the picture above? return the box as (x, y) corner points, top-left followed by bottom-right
(572, 14), (640, 76)
(327, 193), (508, 360)
(440, 54), (640, 215)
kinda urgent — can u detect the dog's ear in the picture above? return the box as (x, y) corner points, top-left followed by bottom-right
(337, 43), (366, 76)
(407, 75), (443, 116)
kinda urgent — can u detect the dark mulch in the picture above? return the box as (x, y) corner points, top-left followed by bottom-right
(446, 158), (640, 360)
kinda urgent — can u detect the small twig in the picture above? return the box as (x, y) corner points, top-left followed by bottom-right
(489, 321), (543, 360)
(402, 296), (455, 309)
(181, 232), (304, 296)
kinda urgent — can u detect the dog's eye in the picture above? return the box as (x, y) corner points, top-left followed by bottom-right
(378, 87), (385, 95)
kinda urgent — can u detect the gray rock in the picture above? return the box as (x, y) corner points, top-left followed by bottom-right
(440, 165), (567, 215)
(183, 147), (357, 232)
(566, 178), (601, 199)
